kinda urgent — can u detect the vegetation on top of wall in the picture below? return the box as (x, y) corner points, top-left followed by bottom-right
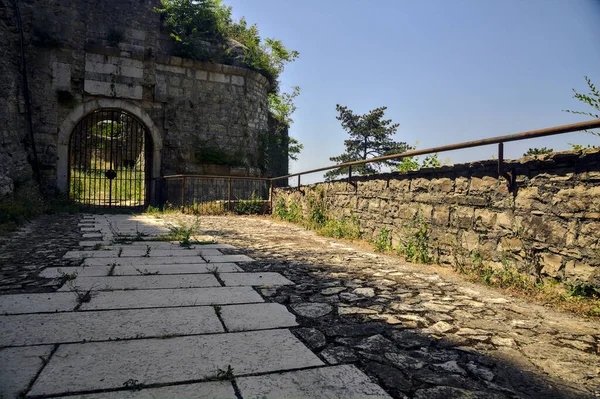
(268, 86), (303, 161)
(156, 0), (298, 93)
(563, 76), (599, 150)
(523, 147), (554, 157)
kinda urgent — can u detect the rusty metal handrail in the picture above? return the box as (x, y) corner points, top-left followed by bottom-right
(163, 174), (272, 181)
(270, 119), (600, 183)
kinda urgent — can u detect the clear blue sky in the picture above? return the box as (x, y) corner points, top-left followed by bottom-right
(227, 0), (600, 182)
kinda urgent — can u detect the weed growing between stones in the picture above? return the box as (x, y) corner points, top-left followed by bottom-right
(122, 378), (143, 390)
(135, 268), (159, 276)
(216, 365), (234, 380)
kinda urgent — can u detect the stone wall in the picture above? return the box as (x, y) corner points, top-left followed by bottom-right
(1, 0), (277, 197)
(0, 0), (34, 198)
(273, 149), (600, 285)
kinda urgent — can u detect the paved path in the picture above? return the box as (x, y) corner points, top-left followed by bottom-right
(0, 215), (390, 398)
(1, 213), (599, 398)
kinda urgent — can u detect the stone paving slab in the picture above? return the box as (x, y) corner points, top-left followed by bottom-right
(80, 287), (263, 310)
(204, 254), (254, 263)
(84, 257), (207, 266)
(111, 263), (242, 276)
(220, 303), (298, 332)
(63, 250), (121, 259)
(118, 248), (224, 257)
(29, 329), (324, 397)
(39, 266), (111, 278)
(0, 345), (54, 399)
(81, 242), (234, 250)
(220, 272), (295, 287)
(52, 381), (236, 399)
(0, 307), (223, 346)
(237, 364), (392, 399)
(0, 292), (77, 315)
(57, 274), (221, 291)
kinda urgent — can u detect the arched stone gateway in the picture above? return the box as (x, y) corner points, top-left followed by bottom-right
(57, 100), (162, 208)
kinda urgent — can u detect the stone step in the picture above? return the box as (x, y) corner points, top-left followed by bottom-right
(0, 306), (223, 346)
(28, 329), (324, 397)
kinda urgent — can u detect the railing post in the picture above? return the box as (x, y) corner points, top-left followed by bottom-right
(228, 178), (232, 211)
(348, 165), (352, 184)
(497, 142), (504, 176)
(181, 176), (186, 211)
(269, 180), (273, 214)
(297, 175), (301, 190)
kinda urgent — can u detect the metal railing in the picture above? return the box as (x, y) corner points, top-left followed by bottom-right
(158, 174), (271, 213)
(153, 119), (600, 212)
(270, 119), (600, 188)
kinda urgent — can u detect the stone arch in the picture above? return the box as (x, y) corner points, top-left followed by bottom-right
(57, 99), (162, 192)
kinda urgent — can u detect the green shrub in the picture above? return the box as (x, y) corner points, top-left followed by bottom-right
(397, 213), (430, 263)
(373, 226), (393, 252)
(234, 191), (265, 215)
(319, 216), (360, 239)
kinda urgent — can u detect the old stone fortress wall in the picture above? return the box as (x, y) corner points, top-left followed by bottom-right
(0, 0), (271, 196)
(274, 150), (600, 286)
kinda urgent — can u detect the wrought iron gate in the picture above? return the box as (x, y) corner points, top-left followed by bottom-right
(68, 109), (150, 209)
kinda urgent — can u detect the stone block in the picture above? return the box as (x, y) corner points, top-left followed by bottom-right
(432, 206), (450, 226)
(84, 256), (207, 266)
(0, 293), (77, 315)
(209, 72), (230, 83)
(474, 208), (497, 230)
(220, 272), (294, 286)
(57, 274), (221, 291)
(80, 287), (263, 311)
(0, 346), (54, 399)
(51, 381), (236, 398)
(0, 307), (223, 346)
(237, 365), (391, 399)
(203, 254), (254, 263)
(220, 303), (298, 332)
(469, 176), (498, 192)
(110, 263), (242, 276)
(565, 260), (596, 282)
(51, 62), (71, 89)
(84, 80), (143, 100)
(540, 253), (563, 277)
(451, 206), (474, 229)
(461, 230), (479, 252)
(430, 178), (454, 193)
(29, 330), (323, 396)
(231, 75), (245, 86)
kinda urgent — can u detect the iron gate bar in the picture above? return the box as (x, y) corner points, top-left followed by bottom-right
(270, 119), (600, 182)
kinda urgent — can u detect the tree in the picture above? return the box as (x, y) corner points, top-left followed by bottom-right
(324, 105), (411, 181)
(268, 86), (303, 160)
(563, 76), (599, 141)
(523, 147), (553, 157)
